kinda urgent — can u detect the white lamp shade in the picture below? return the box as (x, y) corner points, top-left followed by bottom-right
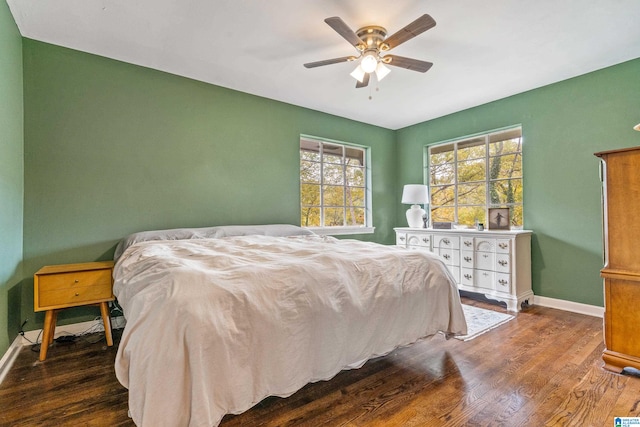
(350, 65), (365, 83)
(375, 62), (391, 81)
(402, 185), (429, 228)
(401, 185), (429, 205)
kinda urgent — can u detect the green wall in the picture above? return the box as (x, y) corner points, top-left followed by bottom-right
(0, 1), (24, 355)
(20, 39), (397, 331)
(1, 18), (638, 355)
(397, 58), (640, 306)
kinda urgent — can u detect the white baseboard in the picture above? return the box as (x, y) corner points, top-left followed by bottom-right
(0, 335), (24, 385)
(19, 315), (125, 345)
(534, 295), (604, 318)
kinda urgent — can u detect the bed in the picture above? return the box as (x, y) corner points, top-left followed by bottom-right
(112, 224), (467, 427)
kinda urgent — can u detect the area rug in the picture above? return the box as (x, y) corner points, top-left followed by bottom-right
(455, 304), (515, 341)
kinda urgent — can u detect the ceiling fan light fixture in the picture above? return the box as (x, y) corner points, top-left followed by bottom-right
(375, 62), (391, 81)
(350, 65), (366, 83)
(360, 53), (378, 73)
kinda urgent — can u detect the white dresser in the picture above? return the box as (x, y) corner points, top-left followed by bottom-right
(394, 227), (533, 311)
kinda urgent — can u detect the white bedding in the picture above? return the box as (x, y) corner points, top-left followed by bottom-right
(113, 233), (467, 427)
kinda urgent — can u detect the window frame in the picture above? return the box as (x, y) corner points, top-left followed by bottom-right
(300, 135), (374, 235)
(425, 126), (523, 228)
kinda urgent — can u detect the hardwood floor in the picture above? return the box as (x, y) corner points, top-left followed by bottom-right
(1, 297), (639, 426)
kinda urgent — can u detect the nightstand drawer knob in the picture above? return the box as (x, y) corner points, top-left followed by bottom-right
(74, 279), (79, 283)
(75, 293), (80, 296)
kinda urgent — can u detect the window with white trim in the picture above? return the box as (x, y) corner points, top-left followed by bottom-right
(427, 127), (523, 228)
(300, 136), (372, 234)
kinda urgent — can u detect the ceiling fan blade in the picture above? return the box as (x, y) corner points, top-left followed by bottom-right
(355, 72), (370, 88)
(381, 14), (436, 51)
(304, 56), (356, 68)
(383, 55), (433, 73)
(325, 17), (365, 49)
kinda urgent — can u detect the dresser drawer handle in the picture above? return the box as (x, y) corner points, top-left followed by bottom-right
(75, 293), (80, 296)
(422, 237), (428, 243)
(442, 238), (450, 245)
(498, 279), (508, 285)
(399, 236), (405, 241)
(483, 254), (489, 258)
(498, 260), (508, 266)
(464, 256), (472, 262)
(74, 279), (79, 283)
(443, 254), (450, 260)
(464, 274), (472, 280)
(499, 243), (508, 249)
(464, 241), (472, 247)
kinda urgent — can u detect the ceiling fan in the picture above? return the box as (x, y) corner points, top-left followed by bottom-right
(304, 14), (436, 88)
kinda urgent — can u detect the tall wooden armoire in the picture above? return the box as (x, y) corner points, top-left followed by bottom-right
(595, 146), (640, 373)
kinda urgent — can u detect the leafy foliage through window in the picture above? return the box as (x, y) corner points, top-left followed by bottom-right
(300, 137), (368, 229)
(427, 127), (523, 228)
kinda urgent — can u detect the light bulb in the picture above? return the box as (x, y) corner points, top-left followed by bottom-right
(360, 53), (378, 73)
(350, 65), (365, 83)
(375, 62), (391, 81)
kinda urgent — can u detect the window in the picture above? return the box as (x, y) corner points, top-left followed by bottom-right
(300, 136), (372, 234)
(427, 127), (523, 228)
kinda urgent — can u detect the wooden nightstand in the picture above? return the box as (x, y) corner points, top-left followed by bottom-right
(34, 261), (115, 361)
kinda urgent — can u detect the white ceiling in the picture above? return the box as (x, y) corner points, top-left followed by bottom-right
(7, 0), (640, 130)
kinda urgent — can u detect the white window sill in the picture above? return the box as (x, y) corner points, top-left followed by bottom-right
(305, 226), (375, 236)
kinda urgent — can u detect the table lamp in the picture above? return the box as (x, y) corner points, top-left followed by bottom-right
(402, 184), (429, 228)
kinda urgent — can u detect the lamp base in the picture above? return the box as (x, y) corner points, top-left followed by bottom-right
(406, 205), (426, 228)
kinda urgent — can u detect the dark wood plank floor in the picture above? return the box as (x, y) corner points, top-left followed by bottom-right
(1, 297), (639, 426)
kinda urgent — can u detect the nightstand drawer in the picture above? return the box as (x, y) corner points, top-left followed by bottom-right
(38, 281), (112, 308)
(37, 269), (111, 293)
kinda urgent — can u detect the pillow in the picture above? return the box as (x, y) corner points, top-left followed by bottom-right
(114, 224), (314, 261)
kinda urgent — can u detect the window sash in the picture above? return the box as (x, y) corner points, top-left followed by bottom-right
(426, 127), (523, 227)
(300, 136), (370, 230)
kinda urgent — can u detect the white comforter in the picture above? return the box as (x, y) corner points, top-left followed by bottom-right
(113, 234), (467, 427)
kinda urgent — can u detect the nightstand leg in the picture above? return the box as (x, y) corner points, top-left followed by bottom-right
(40, 310), (55, 361)
(49, 311), (57, 344)
(99, 302), (113, 346)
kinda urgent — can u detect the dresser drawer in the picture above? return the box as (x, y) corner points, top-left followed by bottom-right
(434, 235), (459, 249)
(461, 236), (474, 250)
(496, 239), (511, 253)
(436, 247), (460, 266)
(407, 232), (432, 249)
(461, 250), (474, 268)
(475, 269), (494, 290)
(495, 273), (511, 293)
(461, 268), (474, 286)
(496, 254), (511, 273)
(475, 251), (495, 271)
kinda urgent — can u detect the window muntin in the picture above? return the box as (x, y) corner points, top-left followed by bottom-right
(300, 137), (370, 231)
(427, 127), (523, 228)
